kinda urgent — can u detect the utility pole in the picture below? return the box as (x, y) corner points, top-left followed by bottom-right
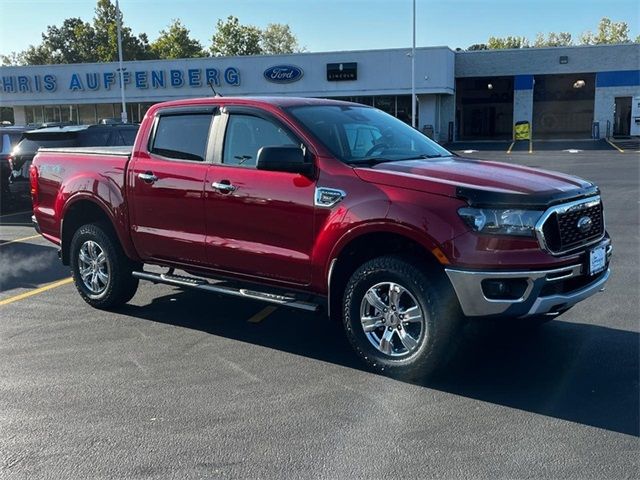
(116, 0), (128, 123)
(411, 0), (416, 128)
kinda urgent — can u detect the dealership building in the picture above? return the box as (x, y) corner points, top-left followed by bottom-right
(0, 43), (638, 141)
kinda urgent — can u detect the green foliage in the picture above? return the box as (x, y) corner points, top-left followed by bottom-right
(150, 19), (207, 59)
(472, 17), (636, 51)
(210, 16), (302, 56)
(533, 32), (573, 47)
(261, 23), (303, 54)
(211, 16), (262, 56)
(580, 17), (632, 45)
(486, 36), (530, 49)
(92, 0), (153, 61)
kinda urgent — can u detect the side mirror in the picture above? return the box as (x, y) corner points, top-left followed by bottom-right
(256, 146), (313, 175)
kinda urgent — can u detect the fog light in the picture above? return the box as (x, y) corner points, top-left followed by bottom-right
(481, 278), (528, 300)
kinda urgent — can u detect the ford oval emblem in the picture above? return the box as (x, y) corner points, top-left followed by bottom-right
(577, 216), (593, 233)
(264, 65), (304, 84)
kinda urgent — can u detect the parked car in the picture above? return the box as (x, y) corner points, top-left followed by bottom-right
(31, 97), (611, 378)
(5, 124), (138, 208)
(1, 126), (29, 208)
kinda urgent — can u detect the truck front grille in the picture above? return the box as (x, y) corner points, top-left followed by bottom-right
(539, 197), (604, 254)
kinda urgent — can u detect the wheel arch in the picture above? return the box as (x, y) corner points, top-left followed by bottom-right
(60, 195), (138, 265)
(326, 225), (449, 320)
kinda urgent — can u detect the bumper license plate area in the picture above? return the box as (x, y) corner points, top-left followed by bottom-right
(589, 245), (606, 276)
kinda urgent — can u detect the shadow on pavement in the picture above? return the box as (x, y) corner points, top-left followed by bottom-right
(0, 242), (69, 292)
(119, 288), (639, 437)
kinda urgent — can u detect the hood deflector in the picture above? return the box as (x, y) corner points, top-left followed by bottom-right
(456, 184), (600, 209)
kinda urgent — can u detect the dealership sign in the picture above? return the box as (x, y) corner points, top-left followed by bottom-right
(1, 66), (241, 94)
(263, 65), (304, 84)
(327, 62), (357, 81)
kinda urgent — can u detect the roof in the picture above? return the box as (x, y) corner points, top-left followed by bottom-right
(25, 124), (138, 135)
(152, 96), (361, 111)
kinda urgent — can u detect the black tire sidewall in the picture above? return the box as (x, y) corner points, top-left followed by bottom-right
(343, 255), (459, 378)
(70, 223), (136, 309)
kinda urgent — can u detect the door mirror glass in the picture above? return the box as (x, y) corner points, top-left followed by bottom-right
(256, 146), (312, 175)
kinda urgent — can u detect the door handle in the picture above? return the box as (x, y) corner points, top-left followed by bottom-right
(138, 172), (158, 184)
(212, 181), (237, 193)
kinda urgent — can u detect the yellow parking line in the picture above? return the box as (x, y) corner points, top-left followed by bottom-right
(528, 139), (533, 154)
(0, 234), (41, 246)
(506, 141), (515, 154)
(0, 278), (73, 306)
(605, 139), (624, 153)
(247, 306), (278, 323)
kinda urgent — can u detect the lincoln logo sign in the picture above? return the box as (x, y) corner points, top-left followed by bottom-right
(263, 65), (304, 84)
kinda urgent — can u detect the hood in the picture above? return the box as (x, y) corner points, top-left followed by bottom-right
(354, 156), (596, 208)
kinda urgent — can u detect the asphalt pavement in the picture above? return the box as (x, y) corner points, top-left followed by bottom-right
(0, 146), (638, 479)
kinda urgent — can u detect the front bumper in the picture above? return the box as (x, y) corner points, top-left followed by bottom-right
(445, 238), (612, 318)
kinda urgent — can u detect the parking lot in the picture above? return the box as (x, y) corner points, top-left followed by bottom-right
(0, 147), (638, 479)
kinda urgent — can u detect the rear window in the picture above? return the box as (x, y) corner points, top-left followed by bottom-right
(1, 133), (25, 154)
(78, 130), (112, 147)
(15, 134), (79, 154)
(118, 128), (138, 145)
(151, 114), (212, 162)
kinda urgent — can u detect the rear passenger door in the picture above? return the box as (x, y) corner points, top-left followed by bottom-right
(128, 107), (216, 266)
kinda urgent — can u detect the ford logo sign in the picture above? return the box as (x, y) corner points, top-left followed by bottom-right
(264, 65), (304, 84)
(577, 216), (593, 233)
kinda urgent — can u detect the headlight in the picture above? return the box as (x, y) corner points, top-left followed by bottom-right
(458, 207), (543, 237)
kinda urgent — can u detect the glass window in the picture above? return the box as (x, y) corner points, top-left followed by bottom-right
(97, 104), (115, 123)
(287, 105), (450, 164)
(151, 113), (212, 162)
(223, 114), (298, 168)
(15, 134), (79, 155)
(79, 104), (96, 125)
(78, 129), (112, 146)
(116, 127), (139, 145)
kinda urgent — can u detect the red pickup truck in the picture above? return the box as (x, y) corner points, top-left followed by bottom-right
(31, 97), (611, 377)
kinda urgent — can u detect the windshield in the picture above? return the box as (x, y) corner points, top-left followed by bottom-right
(286, 104), (451, 164)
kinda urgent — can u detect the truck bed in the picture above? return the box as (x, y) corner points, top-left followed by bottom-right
(38, 146), (132, 157)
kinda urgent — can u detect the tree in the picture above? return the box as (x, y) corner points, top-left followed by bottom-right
(534, 32), (572, 47)
(1, 51), (27, 66)
(467, 43), (488, 51)
(92, 0), (154, 61)
(41, 17), (98, 63)
(150, 19), (207, 59)
(486, 36), (530, 49)
(261, 23), (302, 54)
(211, 16), (262, 56)
(580, 17), (632, 45)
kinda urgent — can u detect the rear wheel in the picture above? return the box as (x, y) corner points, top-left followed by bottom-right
(342, 255), (462, 379)
(70, 223), (139, 309)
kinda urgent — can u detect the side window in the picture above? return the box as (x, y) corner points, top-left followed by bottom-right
(222, 114), (298, 168)
(151, 113), (212, 162)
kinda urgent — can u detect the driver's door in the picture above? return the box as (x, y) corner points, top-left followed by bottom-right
(204, 107), (316, 285)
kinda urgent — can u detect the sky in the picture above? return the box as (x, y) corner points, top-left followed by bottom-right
(0, 0), (638, 56)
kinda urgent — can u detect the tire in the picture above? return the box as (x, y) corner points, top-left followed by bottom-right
(70, 222), (139, 309)
(342, 255), (462, 379)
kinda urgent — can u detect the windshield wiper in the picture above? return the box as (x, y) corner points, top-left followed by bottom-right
(347, 157), (393, 166)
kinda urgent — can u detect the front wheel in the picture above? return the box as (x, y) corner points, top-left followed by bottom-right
(70, 223), (139, 309)
(342, 255), (462, 379)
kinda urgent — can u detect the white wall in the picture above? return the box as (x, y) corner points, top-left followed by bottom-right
(594, 86), (640, 138)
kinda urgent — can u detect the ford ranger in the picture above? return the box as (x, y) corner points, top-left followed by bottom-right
(31, 97), (612, 377)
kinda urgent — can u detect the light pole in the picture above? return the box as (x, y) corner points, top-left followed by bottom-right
(411, 0), (416, 128)
(116, 0), (128, 123)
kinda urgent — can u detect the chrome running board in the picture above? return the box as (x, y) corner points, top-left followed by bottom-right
(132, 270), (321, 312)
